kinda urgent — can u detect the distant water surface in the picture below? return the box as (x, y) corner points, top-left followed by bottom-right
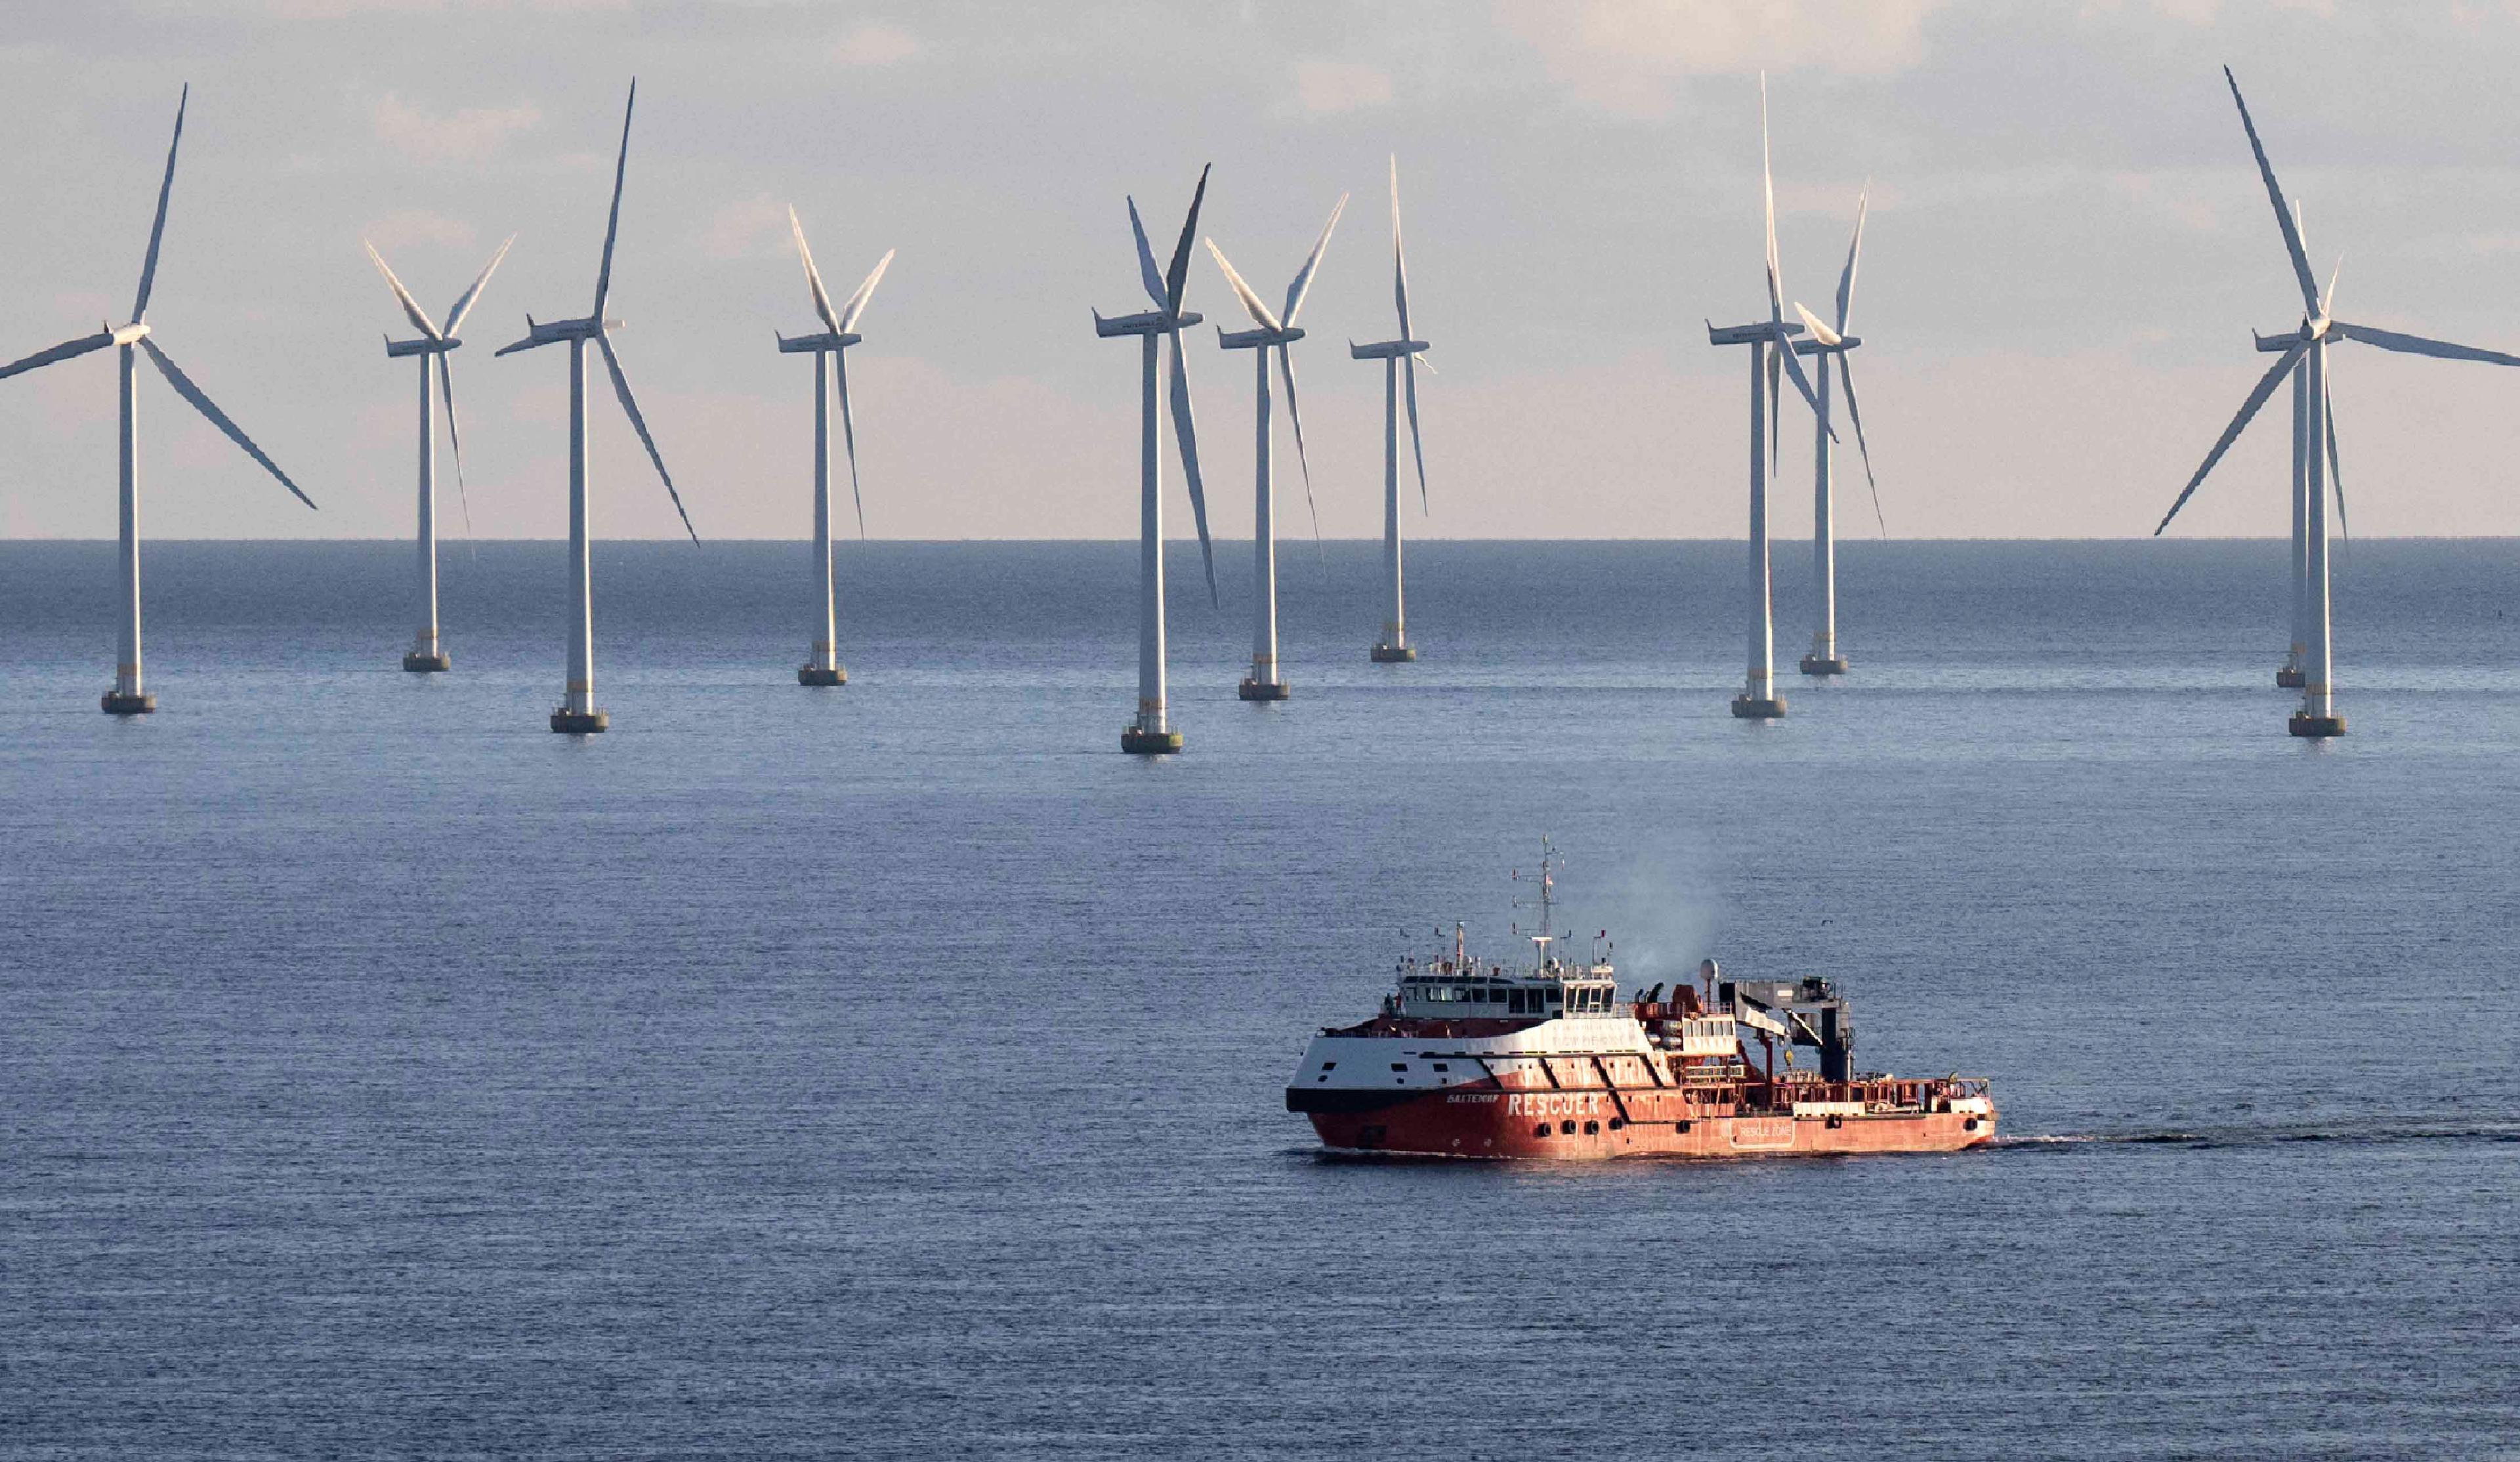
(2, 539), (2517, 1460)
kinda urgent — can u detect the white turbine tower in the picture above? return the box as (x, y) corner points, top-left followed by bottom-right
(1094, 167), (1219, 755)
(364, 234), (514, 673)
(494, 81), (696, 735)
(0, 85), (316, 715)
(778, 207), (894, 688)
(2154, 67), (2520, 738)
(1351, 157), (1431, 665)
(1787, 190), (1884, 677)
(1204, 192), (1347, 701)
(1706, 75), (1830, 720)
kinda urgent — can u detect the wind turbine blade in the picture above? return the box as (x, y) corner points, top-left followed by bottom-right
(789, 206), (839, 333)
(137, 336), (314, 509)
(836, 249), (894, 333)
(1834, 185), (1868, 333)
(1202, 238), (1279, 331)
(1403, 354), (1428, 514)
(835, 349), (866, 539)
(1126, 196), (1169, 312)
(1165, 332), (1217, 605)
(363, 240), (442, 340)
(2223, 67), (2320, 320)
(2322, 253), (2343, 319)
(2153, 339), (2307, 535)
(1793, 301), (1841, 348)
(1761, 75), (1782, 320)
(1390, 156), (1412, 341)
(1282, 192), (1347, 326)
(442, 234), (515, 337)
(131, 84), (188, 324)
(591, 79), (636, 317)
(1838, 354), (1885, 537)
(1276, 344), (1322, 545)
(1767, 343), (1780, 467)
(437, 352), (475, 539)
(1771, 322), (1830, 428)
(0, 331), (115, 381)
(1164, 165), (1210, 314)
(2325, 369), (2348, 542)
(595, 332), (696, 543)
(2331, 322), (2520, 367)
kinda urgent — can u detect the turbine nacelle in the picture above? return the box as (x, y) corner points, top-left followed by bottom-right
(1094, 307), (1200, 338)
(1707, 319), (1806, 347)
(1217, 325), (1302, 351)
(776, 329), (863, 354)
(1348, 337), (1428, 360)
(109, 322), (152, 348)
(495, 313), (621, 356)
(1792, 333), (1862, 356)
(385, 335), (459, 358)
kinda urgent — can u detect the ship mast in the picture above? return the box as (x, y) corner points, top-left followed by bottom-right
(1517, 836), (1559, 972)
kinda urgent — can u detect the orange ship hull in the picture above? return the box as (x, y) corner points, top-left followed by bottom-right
(1295, 1085), (1995, 1160)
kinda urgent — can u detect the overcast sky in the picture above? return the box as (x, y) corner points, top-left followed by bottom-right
(7, 1), (2520, 541)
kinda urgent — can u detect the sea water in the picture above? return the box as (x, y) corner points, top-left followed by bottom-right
(2, 539), (2515, 1459)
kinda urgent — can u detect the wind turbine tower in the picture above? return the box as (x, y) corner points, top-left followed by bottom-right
(1788, 191), (1883, 677)
(1093, 167), (1219, 755)
(1706, 75), (1830, 720)
(0, 85), (317, 715)
(2155, 68), (2520, 737)
(494, 81), (698, 734)
(778, 207), (894, 688)
(1351, 158), (1431, 665)
(364, 235), (513, 672)
(1204, 193), (1346, 701)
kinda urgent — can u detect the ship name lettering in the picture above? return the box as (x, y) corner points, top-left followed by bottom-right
(1503, 1092), (1603, 1117)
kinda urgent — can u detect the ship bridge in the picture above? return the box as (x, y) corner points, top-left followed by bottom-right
(1391, 958), (1619, 1020)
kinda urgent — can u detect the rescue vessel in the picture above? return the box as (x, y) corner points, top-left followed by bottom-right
(1286, 845), (1994, 1160)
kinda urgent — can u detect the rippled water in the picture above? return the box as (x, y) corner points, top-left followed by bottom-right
(2, 539), (2516, 1459)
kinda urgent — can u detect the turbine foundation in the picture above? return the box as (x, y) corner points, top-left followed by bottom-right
(1238, 678), (1290, 701)
(2275, 666), (2305, 689)
(1370, 642), (1417, 663)
(1799, 654), (1849, 677)
(1121, 726), (1183, 755)
(100, 690), (156, 716)
(797, 665), (848, 687)
(550, 707), (610, 734)
(1731, 694), (1788, 720)
(2288, 711), (2345, 738)
(403, 652), (452, 673)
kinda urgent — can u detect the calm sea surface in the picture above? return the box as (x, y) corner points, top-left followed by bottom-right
(2, 539), (2517, 1460)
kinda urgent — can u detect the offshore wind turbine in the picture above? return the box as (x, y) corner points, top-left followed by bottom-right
(1706, 74), (1830, 719)
(1350, 158), (1431, 665)
(0, 85), (316, 715)
(778, 207), (894, 688)
(2154, 67), (2520, 738)
(1788, 189), (1884, 677)
(364, 234), (514, 672)
(1094, 167), (1219, 755)
(494, 81), (696, 735)
(1204, 192), (1346, 701)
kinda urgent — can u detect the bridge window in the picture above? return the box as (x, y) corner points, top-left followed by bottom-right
(1431, 1063), (1449, 1073)
(1390, 1063), (1408, 1072)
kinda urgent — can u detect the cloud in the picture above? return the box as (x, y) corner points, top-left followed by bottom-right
(1495, 0), (1949, 117)
(1289, 58), (1395, 116)
(371, 93), (540, 167)
(361, 209), (478, 254)
(700, 192), (790, 260)
(831, 21), (919, 66)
